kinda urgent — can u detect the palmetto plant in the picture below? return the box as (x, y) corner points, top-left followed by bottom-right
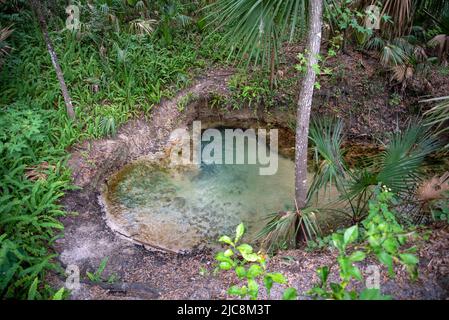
(425, 10), (449, 63)
(389, 38), (432, 87)
(258, 118), (438, 253)
(257, 207), (321, 253)
(79, 3), (121, 48)
(308, 118), (439, 223)
(208, 0), (325, 252)
(365, 34), (433, 88)
(128, 18), (157, 35)
(156, 1), (194, 45)
(99, 115), (117, 137)
(422, 95), (449, 148)
(79, 1), (157, 46)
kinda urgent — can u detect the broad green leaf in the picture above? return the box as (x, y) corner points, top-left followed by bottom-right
(343, 225), (359, 245)
(359, 288), (392, 300)
(378, 251), (394, 277)
(227, 285), (242, 296)
(247, 264), (263, 278)
(219, 261), (232, 270)
(332, 233), (344, 251)
(368, 235), (381, 248)
(218, 235), (234, 246)
(215, 252), (232, 263)
(263, 276), (273, 297)
(236, 243), (253, 255)
(27, 277), (38, 300)
(223, 249), (234, 257)
(349, 266), (363, 281)
(268, 272), (287, 284)
(52, 287), (65, 300)
(235, 266), (246, 278)
(247, 278), (259, 300)
(382, 238), (398, 254)
(241, 252), (259, 262)
(399, 253), (419, 266)
(282, 287), (298, 300)
(235, 223), (245, 243)
(349, 251), (366, 262)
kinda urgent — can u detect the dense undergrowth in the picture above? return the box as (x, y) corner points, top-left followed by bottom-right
(0, 0), (226, 298)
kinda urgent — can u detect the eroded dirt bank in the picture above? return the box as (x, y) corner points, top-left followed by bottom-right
(52, 67), (449, 300)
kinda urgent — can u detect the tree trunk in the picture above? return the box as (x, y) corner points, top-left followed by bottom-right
(269, 42), (276, 90)
(31, 0), (75, 119)
(295, 0), (323, 209)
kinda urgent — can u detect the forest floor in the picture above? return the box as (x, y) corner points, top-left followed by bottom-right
(50, 47), (449, 300)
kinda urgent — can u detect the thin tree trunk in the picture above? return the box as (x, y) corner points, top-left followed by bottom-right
(295, 0), (323, 209)
(31, 0), (75, 119)
(269, 44), (275, 90)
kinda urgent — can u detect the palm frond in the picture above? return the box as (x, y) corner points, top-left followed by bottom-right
(415, 0), (449, 19)
(256, 211), (299, 253)
(381, 0), (413, 37)
(204, 0), (307, 68)
(376, 122), (440, 194)
(176, 14), (193, 28)
(0, 24), (13, 65)
(380, 43), (408, 66)
(256, 207), (321, 253)
(428, 34), (449, 62)
(307, 118), (347, 203)
(365, 36), (386, 51)
(390, 64), (414, 83)
(128, 18), (157, 35)
(422, 96), (449, 146)
(346, 168), (377, 199)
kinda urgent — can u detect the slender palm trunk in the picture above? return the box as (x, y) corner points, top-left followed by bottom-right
(32, 0), (75, 119)
(269, 45), (275, 90)
(295, 0), (323, 209)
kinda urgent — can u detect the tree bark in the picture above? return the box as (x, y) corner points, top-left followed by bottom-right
(31, 0), (75, 119)
(295, 0), (323, 209)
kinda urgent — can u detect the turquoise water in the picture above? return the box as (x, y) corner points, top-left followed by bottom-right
(103, 130), (297, 252)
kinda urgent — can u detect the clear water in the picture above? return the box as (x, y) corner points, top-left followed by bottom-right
(103, 130), (299, 252)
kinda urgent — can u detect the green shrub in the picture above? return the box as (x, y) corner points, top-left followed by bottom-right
(214, 223), (298, 300)
(308, 186), (419, 300)
(0, 104), (73, 299)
